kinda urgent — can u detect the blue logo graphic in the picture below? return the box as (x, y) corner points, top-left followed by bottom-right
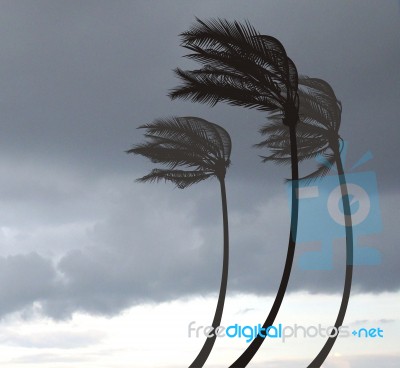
(352, 327), (384, 338)
(287, 143), (382, 270)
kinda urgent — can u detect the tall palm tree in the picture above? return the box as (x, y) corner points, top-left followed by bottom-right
(257, 76), (353, 367)
(169, 18), (300, 366)
(127, 116), (231, 367)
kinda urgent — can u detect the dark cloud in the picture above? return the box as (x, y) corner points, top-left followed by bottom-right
(0, 177), (397, 320)
(0, 0), (398, 319)
(0, 253), (57, 316)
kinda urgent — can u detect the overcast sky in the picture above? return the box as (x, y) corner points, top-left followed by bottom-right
(0, 1), (399, 367)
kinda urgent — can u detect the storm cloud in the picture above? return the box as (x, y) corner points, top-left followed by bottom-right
(0, 0), (399, 320)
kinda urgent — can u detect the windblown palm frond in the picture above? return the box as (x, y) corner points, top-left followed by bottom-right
(256, 76), (342, 182)
(127, 116), (231, 188)
(136, 169), (214, 189)
(180, 18), (288, 79)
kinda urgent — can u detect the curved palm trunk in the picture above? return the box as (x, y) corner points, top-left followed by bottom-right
(189, 177), (229, 367)
(230, 124), (299, 367)
(307, 152), (353, 367)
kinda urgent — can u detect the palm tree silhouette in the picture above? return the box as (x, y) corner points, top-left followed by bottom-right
(127, 116), (231, 367)
(169, 18), (300, 366)
(257, 76), (353, 367)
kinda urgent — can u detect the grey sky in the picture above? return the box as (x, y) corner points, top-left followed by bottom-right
(0, 0), (399, 322)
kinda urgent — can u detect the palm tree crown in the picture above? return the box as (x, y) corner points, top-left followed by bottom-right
(127, 116), (231, 186)
(257, 76), (343, 179)
(169, 18), (299, 125)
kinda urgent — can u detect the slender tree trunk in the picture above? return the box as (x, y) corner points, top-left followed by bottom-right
(230, 124), (299, 367)
(189, 177), (229, 367)
(307, 151), (353, 367)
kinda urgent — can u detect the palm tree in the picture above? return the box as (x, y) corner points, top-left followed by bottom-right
(127, 116), (231, 367)
(256, 76), (353, 367)
(169, 18), (300, 366)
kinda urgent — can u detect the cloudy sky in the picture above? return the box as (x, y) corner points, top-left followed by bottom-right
(0, 1), (399, 367)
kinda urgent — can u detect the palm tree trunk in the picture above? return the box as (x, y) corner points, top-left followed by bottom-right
(189, 177), (229, 367)
(307, 151), (353, 367)
(230, 124), (299, 367)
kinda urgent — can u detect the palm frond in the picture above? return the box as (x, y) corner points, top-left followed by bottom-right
(129, 144), (214, 171)
(181, 18), (287, 76)
(182, 52), (285, 104)
(136, 169), (214, 189)
(170, 68), (282, 112)
(260, 141), (329, 163)
(298, 76), (342, 132)
(298, 153), (336, 184)
(299, 76), (337, 98)
(138, 117), (210, 148)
